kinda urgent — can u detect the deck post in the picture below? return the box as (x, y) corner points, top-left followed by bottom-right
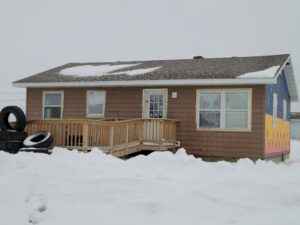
(82, 123), (89, 152)
(140, 120), (144, 148)
(172, 121), (177, 152)
(109, 125), (114, 153)
(125, 124), (129, 155)
(159, 121), (164, 149)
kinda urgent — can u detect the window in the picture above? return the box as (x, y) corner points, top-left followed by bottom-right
(197, 89), (251, 131)
(199, 92), (221, 128)
(149, 94), (164, 118)
(225, 92), (249, 129)
(273, 93), (277, 127)
(283, 99), (287, 122)
(43, 92), (63, 119)
(87, 91), (106, 117)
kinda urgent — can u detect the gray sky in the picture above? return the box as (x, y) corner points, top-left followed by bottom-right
(1, 0), (299, 111)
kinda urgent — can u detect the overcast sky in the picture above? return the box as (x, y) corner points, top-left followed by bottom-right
(0, 0), (299, 111)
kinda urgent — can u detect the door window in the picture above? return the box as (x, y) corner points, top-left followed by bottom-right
(149, 94), (164, 118)
(143, 89), (167, 119)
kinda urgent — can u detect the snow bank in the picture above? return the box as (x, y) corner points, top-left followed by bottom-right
(237, 65), (280, 79)
(0, 141), (300, 225)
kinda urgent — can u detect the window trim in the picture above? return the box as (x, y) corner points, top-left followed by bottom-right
(42, 91), (64, 119)
(273, 93), (278, 127)
(86, 90), (106, 118)
(196, 88), (252, 132)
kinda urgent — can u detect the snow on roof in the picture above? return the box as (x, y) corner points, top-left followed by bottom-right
(59, 64), (161, 77)
(59, 64), (140, 76)
(15, 54), (290, 83)
(113, 67), (161, 76)
(237, 65), (280, 79)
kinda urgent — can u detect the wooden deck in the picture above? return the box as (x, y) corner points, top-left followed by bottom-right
(26, 118), (177, 157)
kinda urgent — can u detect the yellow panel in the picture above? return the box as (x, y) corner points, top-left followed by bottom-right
(264, 114), (290, 157)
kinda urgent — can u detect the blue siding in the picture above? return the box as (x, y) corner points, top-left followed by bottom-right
(265, 70), (291, 120)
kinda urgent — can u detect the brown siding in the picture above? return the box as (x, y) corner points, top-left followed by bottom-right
(27, 85), (265, 159)
(27, 88), (43, 119)
(168, 86), (265, 159)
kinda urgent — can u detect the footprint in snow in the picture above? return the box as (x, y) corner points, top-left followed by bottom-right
(25, 191), (48, 224)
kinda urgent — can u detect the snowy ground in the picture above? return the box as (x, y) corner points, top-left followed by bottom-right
(1, 141), (300, 225)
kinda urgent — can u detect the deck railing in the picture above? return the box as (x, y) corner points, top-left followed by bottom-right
(26, 118), (177, 156)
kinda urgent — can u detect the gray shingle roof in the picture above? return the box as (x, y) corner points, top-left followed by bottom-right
(14, 54), (289, 84)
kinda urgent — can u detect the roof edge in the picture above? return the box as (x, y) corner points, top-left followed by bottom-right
(274, 55), (291, 80)
(12, 78), (276, 88)
(278, 56), (299, 102)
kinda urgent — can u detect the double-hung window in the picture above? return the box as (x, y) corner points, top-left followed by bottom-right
(43, 92), (63, 119)
(197, 89), (251, 131)
(87, 91), (106, 117)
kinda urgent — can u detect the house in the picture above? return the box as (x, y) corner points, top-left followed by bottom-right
(291, 112), (300, 140)
(13, 54), (298, 161)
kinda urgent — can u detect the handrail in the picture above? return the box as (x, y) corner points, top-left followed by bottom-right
(26, 118), (177, 125)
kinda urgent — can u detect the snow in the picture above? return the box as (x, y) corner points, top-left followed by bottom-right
(59, 64), (139, 76)
(113, 67), (161, 76)
(237, 65), (280, 79)
(59, 64), (161, 77)
(1, 141), (300, 225)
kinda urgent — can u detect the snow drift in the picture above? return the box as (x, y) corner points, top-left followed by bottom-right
(0, 141), (300, 225)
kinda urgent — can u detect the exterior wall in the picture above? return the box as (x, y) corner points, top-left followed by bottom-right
(264, 70), (291, 158)
(27, 85), (265, 159)
(26, 88), (142, 120)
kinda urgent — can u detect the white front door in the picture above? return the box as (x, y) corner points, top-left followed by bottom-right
(142, 89), (168, 119)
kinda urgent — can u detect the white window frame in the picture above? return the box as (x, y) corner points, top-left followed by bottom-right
(86, 90), (106, 118)
(42, 91), (64, 119)
(283, 99), (287, 122)
(273, 93), (278, 127)
(196, 89), (252, 132)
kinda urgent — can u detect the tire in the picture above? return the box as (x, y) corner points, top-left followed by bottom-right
(0, 140), (23, 153)
(0, 106), (26, 132)
(23, 131), (53, 148)
(19, 147), (50, 154)
(0, 131), (27, 141)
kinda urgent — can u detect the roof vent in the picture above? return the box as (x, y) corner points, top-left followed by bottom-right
(193, 56), (204, 59)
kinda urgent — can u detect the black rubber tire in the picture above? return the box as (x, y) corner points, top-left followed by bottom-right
(0, 140), (23, 153)
(0, 106), (26, 132)
(23, 131), (53, 148)
(0, 131), (27, 141)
